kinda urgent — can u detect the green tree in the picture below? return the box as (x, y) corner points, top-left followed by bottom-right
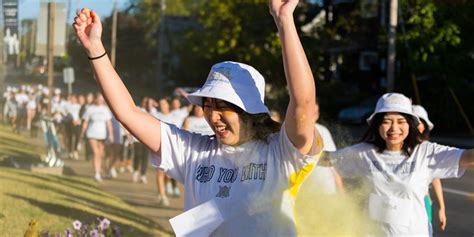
(131, 0), (197, 47)
(176, 0), (314, 111)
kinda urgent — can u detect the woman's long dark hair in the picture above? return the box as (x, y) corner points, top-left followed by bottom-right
(360, 113), (423, 155)
(229, 104), (281, 143)
(419, 119), (431, 141)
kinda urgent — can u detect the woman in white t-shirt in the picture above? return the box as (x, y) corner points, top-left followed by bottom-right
(183, 105), (214, 136)
(320, 93), (474, 236)
(73, 1), (323, 235)
(80, 94), (113, 182)
(65, 94), (82, 159)
(412, 104), (447, 234)
(26, 92), (38, 134)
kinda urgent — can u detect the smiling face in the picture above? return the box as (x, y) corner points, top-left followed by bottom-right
(378, 112), (410, 151)
(203, 98), (253, 146)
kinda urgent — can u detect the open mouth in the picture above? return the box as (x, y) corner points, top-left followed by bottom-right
(214, 125), (229, 137)
(387, 133), (401, 140)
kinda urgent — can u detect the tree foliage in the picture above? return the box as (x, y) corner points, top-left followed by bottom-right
(400, 0), (461, 63)
(131, 0), (197, 47)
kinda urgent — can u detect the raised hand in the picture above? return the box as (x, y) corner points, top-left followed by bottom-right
(269, 0), (298, 20)
(72, 8), (104, 57)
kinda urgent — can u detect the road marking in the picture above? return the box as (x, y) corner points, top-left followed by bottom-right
(442, 187), (474, 199)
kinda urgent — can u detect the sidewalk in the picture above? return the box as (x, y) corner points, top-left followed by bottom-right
(63, 158), (184, 236)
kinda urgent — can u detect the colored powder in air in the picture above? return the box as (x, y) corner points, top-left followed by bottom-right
(295, 171), (381, 236)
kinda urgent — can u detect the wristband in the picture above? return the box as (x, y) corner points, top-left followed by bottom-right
(88, 51), (107, 60)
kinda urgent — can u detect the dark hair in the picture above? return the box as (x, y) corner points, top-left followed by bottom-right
(360, 113), (423, 155)
(419, 119), (431, 141)
(202, 98), (281, 143)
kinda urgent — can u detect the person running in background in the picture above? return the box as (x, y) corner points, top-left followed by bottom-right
(131, 96), (153, 184)
(319, 93), (474, 236)
(73, 1), (322, 235)
(80, 93), (113, 182)
(154, 98), (173, 205)
(5, 91), (17, 131)
(413, 104), (447, 233)
(2, 87), (13, 124)
(26, 91), (37, 135)
(307, 100), (343, 194)
(65, 94), (82, 160)
(171, 88), (193, 126)
(106, 115), (124, 179)
(51, 89), (68, 151)
(80, 92), (95, 161)
(15, 86), (28, 133)
(183, 105), (214, 136)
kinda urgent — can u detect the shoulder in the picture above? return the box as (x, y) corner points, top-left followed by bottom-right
(315, 123), (330, 132)
(338, 142), (374, 154)
(315, 123), (332, 137)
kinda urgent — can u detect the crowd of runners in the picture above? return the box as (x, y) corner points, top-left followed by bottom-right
(1, 83), (217, 207)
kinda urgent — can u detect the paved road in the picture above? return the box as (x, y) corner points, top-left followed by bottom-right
(432, 169), (474, 236)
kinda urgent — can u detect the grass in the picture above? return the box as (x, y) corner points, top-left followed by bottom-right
(0, 124), (168, 236)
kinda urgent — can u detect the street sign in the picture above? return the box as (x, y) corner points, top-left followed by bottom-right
(35, 2), (67, 57)
(63, 67), (74, 84)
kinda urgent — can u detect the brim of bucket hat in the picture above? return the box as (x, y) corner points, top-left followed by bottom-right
(419, 117), (434, 131)
(366, 108), (420, 125)
(187, 85), (269, 114)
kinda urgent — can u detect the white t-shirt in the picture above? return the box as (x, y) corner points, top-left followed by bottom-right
(26, 99), (37, 110)
(169, 107), (189, 128)
(329, 141), (465, 236)
(83, 105), (112, 140)
(185, 116), (214, 136)
(308, 123), (338, 194)
(66, 103), (81, 122)
(155, 111), (174, 124)
(15, 93), (28, 106)
(153, 122), (318, 237)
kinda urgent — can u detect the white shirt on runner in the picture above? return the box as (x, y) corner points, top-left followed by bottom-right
(82, 105), (112, 140)
(185, 116), (214, 136)
(169, 107), (189, 128)
(307, 123), (338, 194)
(329, 141), (465, 236)
(152, 121), (318, 237)
(66, 103), (81, 122)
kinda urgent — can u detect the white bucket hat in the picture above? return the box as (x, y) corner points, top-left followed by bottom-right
(187, 61), (269, 114)
(412, 105), (434, 131)
(366, 93), (420, 125)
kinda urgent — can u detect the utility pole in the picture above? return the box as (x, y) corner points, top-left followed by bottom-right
(110, 0), (118, 67)
(47, 2), (55, 115)
(386, 0), (398, 92)
(0, 2), (4, 74)
(156, 0), (166, 96)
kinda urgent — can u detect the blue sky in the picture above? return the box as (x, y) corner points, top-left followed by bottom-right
(19, 0), (130, 22)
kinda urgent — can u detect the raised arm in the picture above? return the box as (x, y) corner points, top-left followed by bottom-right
(270, 0), (321, 155)
(73, 9), (161, 152)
